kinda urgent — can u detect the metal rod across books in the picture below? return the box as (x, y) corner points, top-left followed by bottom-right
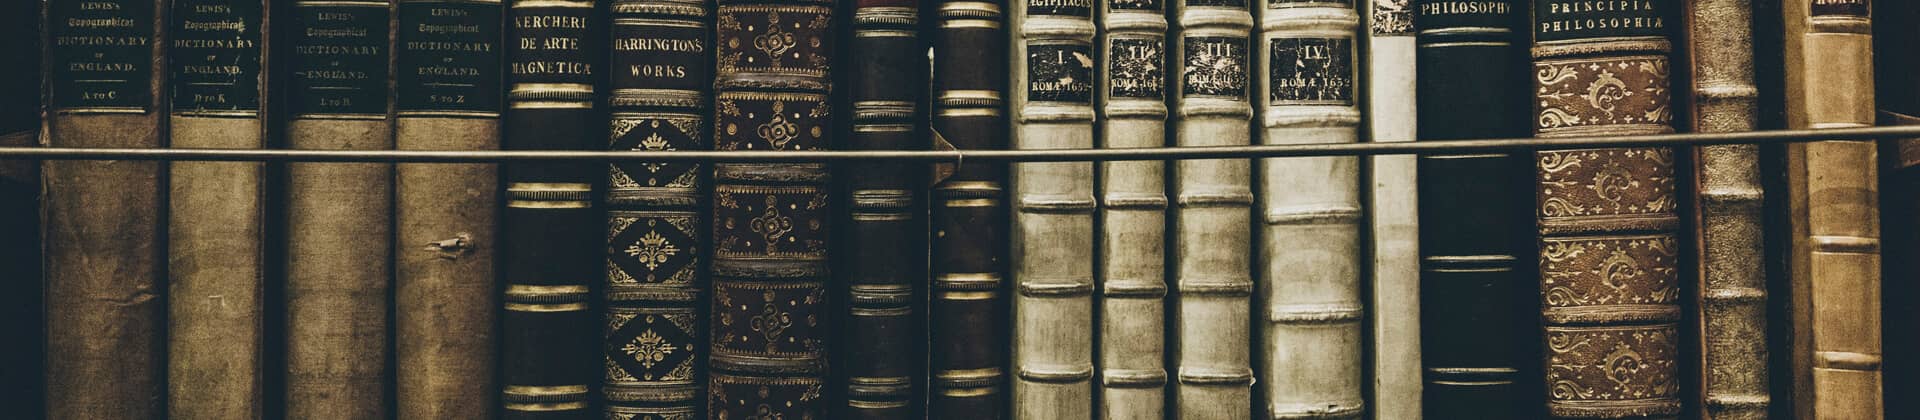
(2, 125), (1916, 163)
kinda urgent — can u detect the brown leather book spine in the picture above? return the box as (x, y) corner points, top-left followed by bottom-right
(283, 1), (394, 417)
(43, 0), (167, 417)
(167, 0), (268, 417)
(929, 0), (1010, 416)
(709, 0), (835, 416)
(1529, 1), (1683, 418)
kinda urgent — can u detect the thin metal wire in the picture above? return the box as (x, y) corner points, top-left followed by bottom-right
(2, 125), (1916, 163)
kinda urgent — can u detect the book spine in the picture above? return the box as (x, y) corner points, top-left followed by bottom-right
(1683, 0), (1768, 418)
(1411, 0), (1535, 418)
(929, 0), (1011, 416)
(709, 0), (835, 417)
(602, 0), (709, 418)
(1782, 0), (1881, 418)
(393, 0), (503, 418)
(1010, 0), (1096, 415)
(1877, 3), (1920, 418)
(1, 0), (40, 414)
(43, 0), (166, 417)
(1363, 0), (1418, 418)
(501, 0), (603, 417)
(168, 0), (267, 418)
(1096, 0), (1167, 417)
(1530, 1), (1682, 418)
(1254, 0), (1363, 418)
(283, 1), (394, 417)
(844, 0), (926, 417)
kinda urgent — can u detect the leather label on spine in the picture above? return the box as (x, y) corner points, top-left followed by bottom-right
(1533, 0), (1667, 41)
(1416, 0), (1517, 33)
(611, 115), (705, 189)
(1811, 0), (1867, 17)
(1027, 0), (1092, 16)
(609, 213), (700, 288)
(398, 1), (503, 113)
(1026, 44), (1094, 103)
(1267, 37), (1351, 105)
(1535, 56), (1672, 132)
(289, 2), (391, 116)
(715, 6), (831, 81)
(1108, 38), (1164, 99)
(50, 0), (155, 111)
(612, 20), (708, 92)
(1182, 36), (1247, 98)
(1371, 0), (1413, 35)
(716, 92), (829, 151)
(171, 0), (262, 114)
(1109, 0), (1162, 11)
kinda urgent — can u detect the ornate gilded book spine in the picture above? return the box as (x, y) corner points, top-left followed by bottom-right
(1530, 1), (1682, 418)
(929, 0), (1011, 415)
(1010, 0), (1095, 415)
(1096, 0), (1167, 416)
(168, 0), (267, 417)
(43, 0), (165, 417)
(501, 0), (602, 417)
(1413, 0), (1535, 417)
(283, 1), (394, 417)
(1363, 0), (1418, 418)
(603, 0), (709, 418)
(1782, 0), (1881, 418)
(1171, 0), (1253, 416)
(394, 0), (502, 417)
(1682, 0), (1768, 418)
(1254, 0), (1363, 418)
(708, 0), (834, 417)
(844, 0), (925, 416)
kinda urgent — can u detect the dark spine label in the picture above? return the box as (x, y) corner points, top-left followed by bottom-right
(1182, 36), (1247, 98)
(1108, 38), (1163, 99)
(1811, 0), (1867, 17)
(509, 4), (599, 94)
(1026, 43), (1093, 103)
(1108, 0), (1161, 11)
(1534, 0), (1667, 42)
(171, 0), (263, 113)
(289, 2), (391, 116)
(1268, 37), (1353, 105)
(397, 1), (502, 113)
(1028, 0), (1092, 17)
(50, 0), (155, 110)
(611, 21), (708, 93)
(1185, 0), (1246, 8)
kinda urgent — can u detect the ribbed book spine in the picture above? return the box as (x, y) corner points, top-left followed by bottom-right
(708, 0), (835, 416)
(283, 1), (394, 417)
(603, 0), (709, 418)
(167, 0), (266, 417)
(1096, 0), (1167, 417)
(844, 0), (926, 416)
(1171, 0), (1253, 416)
(501, 0), (603, 417)
(1412, 0), (1535, 417)
(1010, 0), (1096, 415)
(1254, 0), (1363, 418)
(929, 0), (1011, 415)
(1363, 0), (1418, 417)
(1530, 1), (1682, 418)
(43, 0), (166, 417)
(1783, 0), (1881, 418)
(394, 0), (503, 417)
(1683, 0), (1768, 418)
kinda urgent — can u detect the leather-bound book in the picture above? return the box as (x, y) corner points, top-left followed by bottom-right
(0, 0), (39, 414)
(1413, 0), (1536, 418)
(1363, 0), (1419, 418)
(1096, 0), (1167, 416)
(929, 0), (1011, 415)
(501, 0), (603, 417)
(1010, 0), (1095, 415)
(168, 0), (268, 417)
(602, 0), (709, 418)
(1682, 0), (1769, 418)
(1782, 0), (1882, 418)
(283, 1), (394, 417)
(843, 0), (926, 416)
(394, 0), (502, 417)
(1530, 1), (1682, 418)
(1172, 0), (1252, 416)
(1877, 1), (1920, 417)
(1254, 0), (1363, 418)
(708, 0), (835, 417)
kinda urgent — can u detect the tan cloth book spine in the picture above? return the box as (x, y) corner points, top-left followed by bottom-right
(1097, 0), (1169, 416)
(1363, 0), (1420, 418)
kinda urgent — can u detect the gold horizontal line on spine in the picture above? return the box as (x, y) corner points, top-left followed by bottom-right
(717, 91), (827, 102)
(857, 29), (918, 38)
(940, 2), (1001, 17)
(294, 113), (388, 121)
(612, 19), (705, 28)
(296, 0), (389, 6)
(850, 306), (913, 317)
(1697, 187), (1763, 203)
(1704, 394), (1771, 410)
(506, 284), (589, 296)
(939, 386), (998, 397)
(1419, 27), (1511, 36)
(1426, 367), (1518, 375)
(848, 400), (912, 409)
(503, 384), (591, 398)
(936, 272), (1001, 289)
(1542, 305), (1681, 325)
(511, 0), (594, 8)
(1702, 287), (1765, 303)
(1017, 281), (1093, 296)
(1420, 41), (1511, 48)
(941, 197), (999, 208)
(938, 108), (1002, 117)
(852, 213), (913, 221)
(1267, 303), (1363, 324)
(936, 367), (1004, 382)
(1103, 195), (1168, 209)
(397, 111), (501, 118)
(1810, 235), (1880, 253)
(1265, 206), (1362, 224)
(1537, 215), (1680, 235)
(1177, 192), (1254, 206)
(504, 402), (589, 411)
(854, 124), (914, 133)
(1179, 280), (1254, 296)
(1102, 281), (1166, 298)
(1101, 369), (1167, 387)
(1177, 367), (1254, 385)
(1018, 365), (1094, 383)
(1017, 197), (1096, 212)
(1810, 18), (1872, 35)
(1269, 401), (1364, 419)
(505, 302), (589, 312)
(849, 375), (912, 387)
(1430, 380), (1513, 386)
(509, 101), (593, 110)
(1424, 255), (1517, 263)
(508, 200), (592, 208)
(55, 107), (149, 115)
(176, 110), (261, 118)
(1815, 351), (1883, 370)
(717, 4), (831, 15)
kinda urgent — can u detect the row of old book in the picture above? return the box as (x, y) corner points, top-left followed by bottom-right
(14, 0), (1920, 419)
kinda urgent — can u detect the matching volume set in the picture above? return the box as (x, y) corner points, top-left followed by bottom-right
(27, 0), (1920, 418)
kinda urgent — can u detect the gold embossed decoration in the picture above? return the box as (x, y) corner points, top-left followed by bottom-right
(1536, 56), (1672, 132)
